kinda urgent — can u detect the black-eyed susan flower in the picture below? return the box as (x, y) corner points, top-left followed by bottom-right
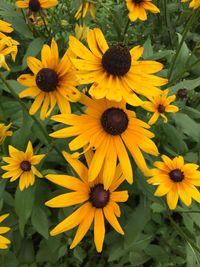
(50, 94), (159, 189)
(0, 37), (18, 70)
(75, 1), (95, 20)
(0, 35), (19, 62)
(69, 28), (167, 105)
(181, 0), (200, 9)
(15, 0), (58, 13)
(142, 89), (179, 125)
(17, 38), (80, 120)
(148, 155), (200, 209)
(2, 141), (45, 191)
(0, 123), (12, 145)
(125, 0), (160, 22)
(0, 20), (13, 33)
(45, 151), (128, 253)
(0, 214), (11, 249)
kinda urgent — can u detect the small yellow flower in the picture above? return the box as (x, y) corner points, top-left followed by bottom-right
(17, 38), (80, 120)
(0, 20), (13, 33)
(0, 214), (11, 249)
(75, 1), (95, 20)
(45, 152), (128, 253)
(16, 0), (58, 13)
(0, 36), (19, 70)
(2, 141), (45, 191)
(142, 89), (179, 125)
(125, 0), (160, 22)
(0, 34), (19, 62)
(0, 123), (12, 145)
(181, 0), (200, 9)
(148, 155), (200, 209)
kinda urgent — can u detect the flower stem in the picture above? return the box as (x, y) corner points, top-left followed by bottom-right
(123, 19), (130, 42)
(39, 11), (51, 39)
(168, 9), (199, 80)
(163, 0), (173, 47)
(168, 215), (200, 254)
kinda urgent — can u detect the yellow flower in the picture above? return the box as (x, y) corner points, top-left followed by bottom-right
(125, 0), (160, 22)
(69, 28), (167, 105)
(17, 38), (80, 120)
(16, 0), (58, 13)
(75, 1), (95, 20)
(0, 54), (9, 70)
(0, 20), (13, 33)
(0, 214), (11, 249)
(2, 141), (45, 191)
(0, 34), (19, 62)
(45, 151), (128, 253)
(0, 37), (18, 70)
(181, 0), (200, 9)
(50, 93), (159, 189)
(142, 89), (179, 125)
(148, 155), (200, 209)
(0, 123), (12, 145)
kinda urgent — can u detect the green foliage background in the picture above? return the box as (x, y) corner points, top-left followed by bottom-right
(0, 0), (200, 266)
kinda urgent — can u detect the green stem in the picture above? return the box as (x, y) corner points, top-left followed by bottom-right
(168, 9), (199, 80)
(168, 213), (200, 254)
(0, 73), (64, 161)
(123, 19), (130, 42)
(163, 0), (173, 47)
(39, 11), (51, 39)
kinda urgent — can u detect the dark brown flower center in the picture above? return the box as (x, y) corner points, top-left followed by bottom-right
(177, 88), (188, 99)
(20, 161), (31, 172)
(29, 0), (41, 12)
(134, 0), (143, 3)
(101, 107), (129, 135)
(36, 68), (59, 92)
(169, 169), (184, 182)
(102, 44), (131, 76)
(157, 104), (165, 113)
(90, 184), (110, 208)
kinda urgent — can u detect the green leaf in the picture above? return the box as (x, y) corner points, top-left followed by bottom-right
(162, 123), (188, 154)
(11, 110), (33, 149)
(169, 77), (200, 94)
(14, 186), (35, 236)
(174, 113), (200, 142)
(142, 37), (153, 59)
(31, 206), (49, 239)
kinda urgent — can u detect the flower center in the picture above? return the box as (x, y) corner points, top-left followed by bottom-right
(177, 88), (188, 99)
(102, 44), (131, 76)
(157, 104), (165, 113)
(29, 0), (41, 12)
(169, 169), (184, 182)
(134, 0), (143, 4)
(20, 161), (31, 172)
(90, 184), (110, 208)
(101, 107), (129, 135)
(36, 68), (59, 92)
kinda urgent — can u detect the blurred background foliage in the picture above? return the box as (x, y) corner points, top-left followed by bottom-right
(0, 0), (200, 266)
